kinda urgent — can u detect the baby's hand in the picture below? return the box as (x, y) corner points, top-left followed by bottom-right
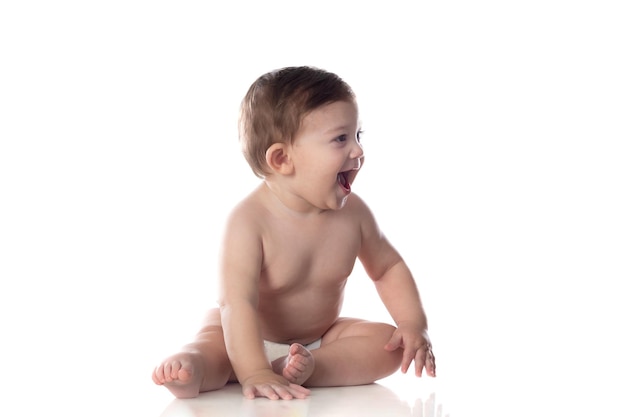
(240, 369), (311, 400)
(384, 325), (436, 377)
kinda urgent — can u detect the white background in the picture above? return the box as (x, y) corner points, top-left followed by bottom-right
(1, 1), (625, 416)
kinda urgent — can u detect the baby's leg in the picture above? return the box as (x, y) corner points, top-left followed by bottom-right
(271, 343), (315, 385)
(152, 308), (235, 398)
(304, 319), (403, 387)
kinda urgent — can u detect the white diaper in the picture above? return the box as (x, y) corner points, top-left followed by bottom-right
(263, 338), (322, 362)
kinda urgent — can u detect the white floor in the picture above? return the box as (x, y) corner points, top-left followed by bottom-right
(154, 374), (448, 417)
(160, 378), (445, 417)
(142, 349), (624, 417)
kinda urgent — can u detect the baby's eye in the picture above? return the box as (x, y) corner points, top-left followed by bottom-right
(356, 130), (364, 143)
(335, 134), (348, 143)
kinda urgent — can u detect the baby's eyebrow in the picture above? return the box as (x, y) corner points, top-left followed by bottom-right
(324, 125), (358, 135)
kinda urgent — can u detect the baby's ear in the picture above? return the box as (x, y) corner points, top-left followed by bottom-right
(265, 143), (294, 175)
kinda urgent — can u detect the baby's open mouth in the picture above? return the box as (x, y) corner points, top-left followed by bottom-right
(337, 171), (351, 192)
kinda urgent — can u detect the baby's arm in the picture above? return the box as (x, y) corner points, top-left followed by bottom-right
(218, 208), (310, 400)
(374, 261), (435, 376)
(355, 197), (436, 377)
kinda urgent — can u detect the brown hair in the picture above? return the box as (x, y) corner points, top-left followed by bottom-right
(238, 66), (356, 178)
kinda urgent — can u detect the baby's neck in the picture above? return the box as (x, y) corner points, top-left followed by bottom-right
(261, 180), (328, 218)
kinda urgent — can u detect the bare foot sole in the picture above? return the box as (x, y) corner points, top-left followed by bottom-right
(152, 351), (205, 399)
(272, 343), (315, 385)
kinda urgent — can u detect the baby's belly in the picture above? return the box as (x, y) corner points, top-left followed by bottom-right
(257, 298), (342, 345)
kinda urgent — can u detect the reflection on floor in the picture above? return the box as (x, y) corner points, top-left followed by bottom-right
(157, 374), (448, 417)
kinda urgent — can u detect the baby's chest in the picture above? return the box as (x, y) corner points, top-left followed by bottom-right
(261, 225), (360, 286)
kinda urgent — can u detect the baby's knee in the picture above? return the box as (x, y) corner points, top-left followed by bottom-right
(372, 321), (398, 339)
(376, 323), (403, 355)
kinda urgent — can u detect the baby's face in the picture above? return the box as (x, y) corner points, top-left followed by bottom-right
(288, 100), (364, 211)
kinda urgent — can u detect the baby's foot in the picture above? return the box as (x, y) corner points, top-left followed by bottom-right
(152, 351), (204, 399)
(272, 343), (315, 385)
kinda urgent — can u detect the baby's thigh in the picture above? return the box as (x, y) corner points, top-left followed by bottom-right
(321, 318), (397, 345)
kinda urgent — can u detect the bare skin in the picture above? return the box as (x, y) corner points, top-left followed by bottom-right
(271, 343), (316, 385)
(152, 100), (436, 400)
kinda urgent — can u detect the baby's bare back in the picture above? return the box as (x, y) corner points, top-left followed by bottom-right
(249, 189), (364, 345)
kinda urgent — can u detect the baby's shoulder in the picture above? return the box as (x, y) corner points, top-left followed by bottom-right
(224, 185), (277, 232)
(343, 192), (375, 217)
(227, 189), (266, 222)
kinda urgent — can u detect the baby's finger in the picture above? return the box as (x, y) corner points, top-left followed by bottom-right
(270, 383), (311, 400)
(413, 358), (424, 377)
(384, 330), (403, 351)
(271, 384), (295, 400)
(413, 346), (428, 377)
(287, 383), (311, 399)
(256, 384), (281, 400)
(426, 348), (437, 377)
(415, 344), (437, 377)
(242, 384), (257, 399)
(401, 346), (417, 374)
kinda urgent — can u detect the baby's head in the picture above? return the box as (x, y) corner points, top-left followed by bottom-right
(239, 66), (356, 178)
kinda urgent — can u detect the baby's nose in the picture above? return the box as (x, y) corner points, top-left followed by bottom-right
(351, 143), (364, 160)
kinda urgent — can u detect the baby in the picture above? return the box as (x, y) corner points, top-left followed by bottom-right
(152, 66), (436, 400)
